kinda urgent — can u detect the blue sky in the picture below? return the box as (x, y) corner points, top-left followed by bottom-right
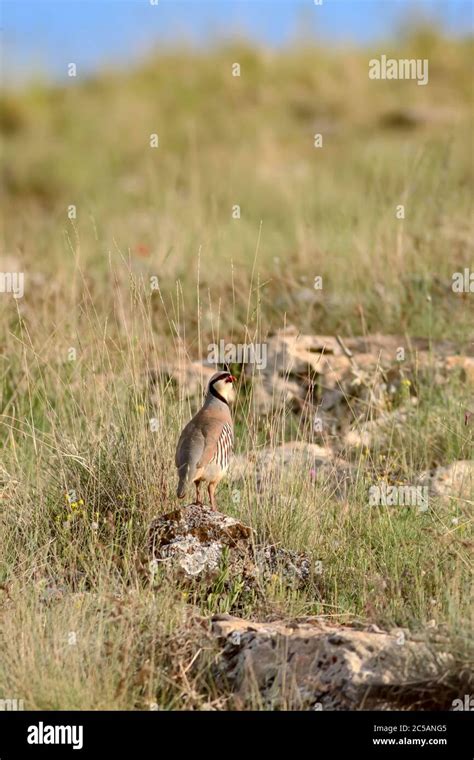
(2, 0), (473, 82)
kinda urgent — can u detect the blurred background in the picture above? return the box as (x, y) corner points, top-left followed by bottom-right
(3, 0), (473, 82)
(1, 0), (473, 342)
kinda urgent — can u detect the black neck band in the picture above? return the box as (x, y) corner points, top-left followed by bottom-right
(210, 385), (229, 406)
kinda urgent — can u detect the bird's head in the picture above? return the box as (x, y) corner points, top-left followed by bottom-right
(207, 370), (237, 405)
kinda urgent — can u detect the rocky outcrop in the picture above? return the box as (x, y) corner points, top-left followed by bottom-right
(148, 504), (311, 588)
(211, 616), (458, 710)
(150, 361), (215, 400)
(153, 330), (474, 441)
(342, 402), (418, 449)
(149, 504), (253, 581)
(254, 329), (473, 431)
(418, 460), (474, 506)
(230, 441), (354, 498)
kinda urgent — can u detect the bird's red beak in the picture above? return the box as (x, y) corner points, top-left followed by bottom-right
(225, 375), (236, 383)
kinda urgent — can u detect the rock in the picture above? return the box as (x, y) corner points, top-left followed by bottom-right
(149, 504), (254, 582)
(229, 442), (331, 484)
(148, 505), (311, 589)
(244, 329), (412, 427)
(343, 401), (418, 450)
(418, 460), (474, 506)
(247, 372), (303, 416)
(151, 332), (473, 428)
(257, 441), (333, 473)
(230, 442), (354, 499)
(149, 361), (215, 400)
(444, 355), (474, 386)
(211, 616), (455, 710)
(256, 328), (351, 390)
(254, 545), (311, 586)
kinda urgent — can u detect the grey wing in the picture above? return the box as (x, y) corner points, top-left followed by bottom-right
(175, 421), (205, 483)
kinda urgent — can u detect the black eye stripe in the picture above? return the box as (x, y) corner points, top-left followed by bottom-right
(211, 373), (230, 385)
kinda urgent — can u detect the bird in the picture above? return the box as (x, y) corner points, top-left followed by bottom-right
(175, 370), (236, 510)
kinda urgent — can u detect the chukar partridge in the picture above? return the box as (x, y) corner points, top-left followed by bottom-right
(175, 370), (236, 509)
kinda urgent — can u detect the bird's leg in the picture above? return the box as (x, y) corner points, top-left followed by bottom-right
(194, 480), (202, 506)
(208, 482), (217, 511)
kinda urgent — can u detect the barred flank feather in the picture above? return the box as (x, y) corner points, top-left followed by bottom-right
(211, 423), (233, 471)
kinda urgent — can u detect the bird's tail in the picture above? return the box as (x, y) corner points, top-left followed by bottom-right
(177, 464), (190, 499)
